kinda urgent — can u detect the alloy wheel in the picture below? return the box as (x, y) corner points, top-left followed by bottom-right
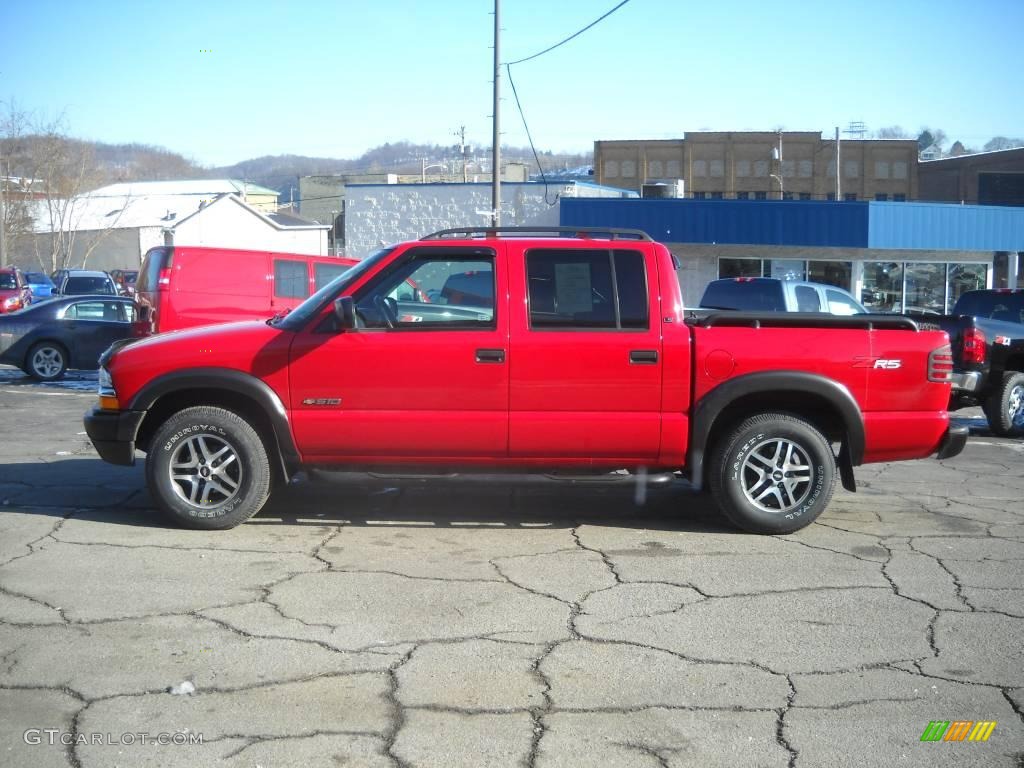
(168, 433), (243, 509)
(740, 437), (814, 514)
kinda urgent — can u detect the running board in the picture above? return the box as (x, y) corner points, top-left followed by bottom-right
(307, 468), (678, 486)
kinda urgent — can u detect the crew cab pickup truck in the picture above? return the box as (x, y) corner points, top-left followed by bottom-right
(936, 289), (1024, 436)
(84, 228), (966, 535)
(700, 277), (867, 315)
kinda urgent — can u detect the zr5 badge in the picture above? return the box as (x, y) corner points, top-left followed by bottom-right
(854, 357), (902, 369)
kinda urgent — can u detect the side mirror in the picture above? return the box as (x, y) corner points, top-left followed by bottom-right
(333, 296), (356, 330)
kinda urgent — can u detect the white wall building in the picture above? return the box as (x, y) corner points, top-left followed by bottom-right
(343, 181), (634, 258)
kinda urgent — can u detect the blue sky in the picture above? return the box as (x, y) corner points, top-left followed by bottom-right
(2, 0), (1021, 167)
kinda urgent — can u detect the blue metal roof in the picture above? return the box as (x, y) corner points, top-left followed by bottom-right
(560, 198), (1024, 251)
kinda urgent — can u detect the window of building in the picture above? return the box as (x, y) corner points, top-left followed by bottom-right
(621, 160), (636, 178)
(647, 160), (664, 178)
(948, 263), (989, 311)
(718, 258), (763, 278)
(754, 160), (769, 178)
(710, 159), (724, 178)
(782, 191), (794, 200)
(827, 192), (836, 201)
(798, 160), (813, 178)
(794, 285), (820, 312)
(782, 160), (795, 178)
(875, 193), (888, 201)
(893, 193), (906, 202)
(736, 191), (750, 200)
(526, 249), (647, 330)
(861, 262), (903, 311)
(799, 192), (812, 200)
(755, 191), (768, 200)
(827, 163), (837, 178)
(893, 161), (908, 180)
(710, 191), (723, 199)
(693, 191), (707, 200)
(666, 160), (682, 177)
(603, 160), (619, 179)
(807, 261), (852, 289)
(875, 161), (890, 179)
(274, 259), (309, 299)
(844, 160), (859, 178)
(904, 263), (946, 314)
(736, 160), (751, 178)
(845, 193), (858, 201)
(693, 160), (708, 177)
(770, 259), (806, 281)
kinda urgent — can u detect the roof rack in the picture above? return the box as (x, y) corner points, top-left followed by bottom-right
(420, 226), (653, 242)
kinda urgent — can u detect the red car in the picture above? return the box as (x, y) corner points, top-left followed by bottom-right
(85, 227), (966, 534)
(0, 267), (33, 314)
(135, 246), (358, 334)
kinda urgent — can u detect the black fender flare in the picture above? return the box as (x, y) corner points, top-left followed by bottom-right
(688, 371), (865, 492)
(127, 368), (299, 475)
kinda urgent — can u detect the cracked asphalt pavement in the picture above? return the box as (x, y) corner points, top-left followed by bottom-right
(0, 374), (1023, 767)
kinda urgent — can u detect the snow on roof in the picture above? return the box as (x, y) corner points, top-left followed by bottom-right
(86, 179), (280, 198)
(28, 193), (215, 233)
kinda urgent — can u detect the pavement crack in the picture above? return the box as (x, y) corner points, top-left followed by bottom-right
(570, 526), (623, 584)
(383, 645), (416, 768)
(775, 674), (798, 768)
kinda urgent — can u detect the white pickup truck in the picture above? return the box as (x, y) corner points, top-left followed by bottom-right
(700, 277), (866, 315)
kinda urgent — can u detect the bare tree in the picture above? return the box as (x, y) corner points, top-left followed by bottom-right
(2, 109), (123, 272)
(874, 125), (910, 139)
(983, 136), (1024, 152)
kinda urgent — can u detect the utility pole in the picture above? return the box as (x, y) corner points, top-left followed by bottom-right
(835, 126), (841, 200)
(0, 142), (7, 268)
(455, 125), (468, 183)
(491, 0), (501, 227)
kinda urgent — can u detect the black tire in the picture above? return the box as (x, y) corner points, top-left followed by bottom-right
(145, 406), (272, 530)
(26, 341), (68, 381)
(709, 412), (836, 534)
(982, 371), (1024, 437)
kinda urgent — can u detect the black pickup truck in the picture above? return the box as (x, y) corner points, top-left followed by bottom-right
(936, 289), (1024, 436)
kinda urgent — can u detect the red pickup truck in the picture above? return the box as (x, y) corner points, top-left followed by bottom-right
(85, 228), (966, 534)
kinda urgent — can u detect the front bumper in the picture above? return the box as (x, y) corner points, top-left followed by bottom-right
(84, 406), (146, 466)
(935, 424), (969, 460)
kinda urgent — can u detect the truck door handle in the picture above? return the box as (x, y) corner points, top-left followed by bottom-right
(629, 349), (658, 364)
(475, 348), (505, 363)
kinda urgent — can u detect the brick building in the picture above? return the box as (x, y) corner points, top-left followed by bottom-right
(594, 132), (918, 202)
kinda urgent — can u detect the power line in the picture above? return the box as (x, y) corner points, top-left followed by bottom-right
(505, 0), (634, 66)
(506, 65), (557, 206)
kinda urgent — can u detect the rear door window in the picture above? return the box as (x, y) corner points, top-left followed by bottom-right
(794, 285), (821, 312)
(826, 289), (864, 315)
(526, 249), (648, 330)
(700, 279), (784, 311)
(64, 301), (127, 321)
(274, 259), (309, 299)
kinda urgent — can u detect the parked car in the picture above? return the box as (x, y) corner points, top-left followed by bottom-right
(110, 269), (139, 297)
(53, 270), (118, 297)
(24, 272), (56, 300)
(0, 295), (143, 381)
(935, 289), (1024, 436)
(86, 227), (964, 534)
(700, 277), (867, 315)
(135, 246), (357, 333)
(0, 267), (33, 314)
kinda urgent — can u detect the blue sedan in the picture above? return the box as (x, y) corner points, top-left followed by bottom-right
(0, 296), (142, 381)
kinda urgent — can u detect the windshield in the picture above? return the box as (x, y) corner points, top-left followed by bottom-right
(277, 248), (395, 330)
(64, 276), (114, 295)
(0, 273), (17, 290)
(25, 272), (52, 285)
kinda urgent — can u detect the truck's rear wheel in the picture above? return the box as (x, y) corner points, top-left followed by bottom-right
(709, 413), (835, 534)
(146, 406), (272, 529)
(982, 371), (1024, 437)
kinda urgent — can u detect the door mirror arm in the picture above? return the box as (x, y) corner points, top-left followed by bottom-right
(333, 296), (356, 330)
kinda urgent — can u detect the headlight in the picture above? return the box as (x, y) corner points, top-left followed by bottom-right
(98, 367), (118, 410)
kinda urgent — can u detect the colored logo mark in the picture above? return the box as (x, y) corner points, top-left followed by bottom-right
(920, 721), (996, 742)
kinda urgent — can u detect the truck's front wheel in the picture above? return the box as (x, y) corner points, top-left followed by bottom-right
(982, 371), (1024, 437)
(709, 413), (835, 534)
(146, 406), (272, 530)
